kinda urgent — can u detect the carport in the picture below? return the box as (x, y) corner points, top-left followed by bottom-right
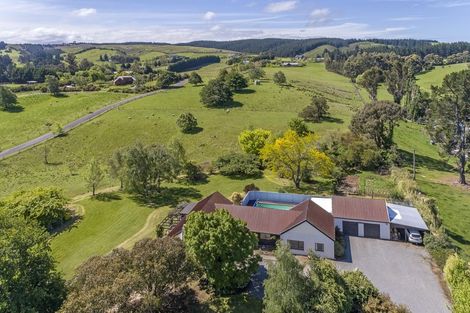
(387, 203), (429, 241)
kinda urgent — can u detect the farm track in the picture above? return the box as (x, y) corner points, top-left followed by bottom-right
(0, 80), (187, 160)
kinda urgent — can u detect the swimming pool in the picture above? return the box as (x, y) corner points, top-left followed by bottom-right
(254, 200), (293, 210)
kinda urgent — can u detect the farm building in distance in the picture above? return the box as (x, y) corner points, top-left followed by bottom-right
(113, 75), (135, 86)
(168, 191), (429, 259)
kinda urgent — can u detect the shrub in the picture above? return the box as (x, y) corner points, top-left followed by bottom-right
(243, 183), (260, 193)
(423, 231), (455, 269)
(184, 161), (205, 182)
(176, 112), (198, 133)
(230, 192), (244, 204)
(362, 293), (411, 313)
(343, 270), (379, 311)
(288, 118), (310, 137)
(273, 71), (287, 85)
(1, 187), (70, 231)
(215, 153), (262, 177)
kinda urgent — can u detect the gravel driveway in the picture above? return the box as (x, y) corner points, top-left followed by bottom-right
(335, 237), (451, 313)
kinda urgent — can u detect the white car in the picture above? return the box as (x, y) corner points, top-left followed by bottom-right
(406, 229), (423, 244)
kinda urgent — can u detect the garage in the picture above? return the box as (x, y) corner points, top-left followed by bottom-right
(343, 221), (359, 236)
(364, 223), (381, 238)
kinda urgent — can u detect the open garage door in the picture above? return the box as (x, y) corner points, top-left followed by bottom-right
(343, 221), (359, 236)
(364, 223), (381, 238)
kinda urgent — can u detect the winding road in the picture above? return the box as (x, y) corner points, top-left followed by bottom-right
(0, 80), (187, 160)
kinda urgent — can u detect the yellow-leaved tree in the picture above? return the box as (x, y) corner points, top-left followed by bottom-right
(261, 130), (333, 189)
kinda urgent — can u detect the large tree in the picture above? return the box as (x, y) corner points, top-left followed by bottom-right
(384, 57), (412, 104)
(125, 143), (180, 196)
(299, 95), (330, 122)
(0, 212), (65, 312)
(350, 101), (402, 150)
(200, 78), (233, 107)
(45, 75), (60, 95)
(357, 67), (383, 102)
(273, 71), (287, 85)
(1, 187), (70, 231)
(0, 86), (17, 110)
(238, 128), (272, 157)
(225, 71), (248, 91)
(184, 209), (260, 294)
(261, 130), (333, 188)
(60, 238), (195, 313)
(108, 149), (127, 190)
(428, 70), (470, 184)
(188, 71), (203, 86)
(263, 242), (311, 313)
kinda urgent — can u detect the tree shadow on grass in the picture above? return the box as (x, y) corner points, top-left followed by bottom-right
(183, 126), (204, 135)
(220, 101), (243, 109)
(130, 186), (202, 208)
(321, 116), (344, 124)
(281, 179), (334, 195)
(399, 149), (454, 173)
(94, 192), (122, 202)
(2, 105), (24, 113)
(446, 229), (470, 246)
(52, 93), (69, 98)
(236, 89), (255, 94)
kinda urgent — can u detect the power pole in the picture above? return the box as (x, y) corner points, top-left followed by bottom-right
(412, 149), (416, 180)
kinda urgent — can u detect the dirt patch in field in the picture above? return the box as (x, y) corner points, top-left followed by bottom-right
(433, 175), (470, 192)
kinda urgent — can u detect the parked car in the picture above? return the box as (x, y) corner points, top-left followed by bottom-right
(406, 229), (423, 244)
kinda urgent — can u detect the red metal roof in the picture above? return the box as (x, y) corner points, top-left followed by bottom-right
(332, 195), (389, 223)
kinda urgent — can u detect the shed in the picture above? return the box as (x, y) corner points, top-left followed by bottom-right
(387, 203), (429, 231)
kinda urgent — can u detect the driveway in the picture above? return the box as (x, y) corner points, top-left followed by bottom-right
(335, 237), (451, 313)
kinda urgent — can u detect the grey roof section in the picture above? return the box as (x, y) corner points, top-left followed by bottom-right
(181, 202), (197, 215)
(387, 203), (429, 231)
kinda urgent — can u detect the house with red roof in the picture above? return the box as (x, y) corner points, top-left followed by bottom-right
(168, 191), (428, 259)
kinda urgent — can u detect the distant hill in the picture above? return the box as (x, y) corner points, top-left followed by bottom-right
(180, 38), (470, 58)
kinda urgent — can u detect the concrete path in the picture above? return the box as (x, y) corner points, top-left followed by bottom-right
(335, 237), (451, 313)
(0, 80), (187, 160)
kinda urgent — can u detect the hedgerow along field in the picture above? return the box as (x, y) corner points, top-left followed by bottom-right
(1, 59), (470, 277)
(0, 92), (130, 150)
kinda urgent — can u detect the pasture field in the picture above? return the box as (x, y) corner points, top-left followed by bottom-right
(73, 48), (120, 63)
(304, 44), (336, 58)
(0, 92), (130, 150)
(2, 60), (470, 276)
(417, 63), (469, 90)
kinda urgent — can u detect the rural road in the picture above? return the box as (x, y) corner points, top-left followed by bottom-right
(0, 80), (187, 160)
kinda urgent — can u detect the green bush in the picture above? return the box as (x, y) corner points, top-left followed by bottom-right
(424, 231), (455, 269)
(362, 293), (410, 313)
(176, 112), (198, 133)
(184, 161), (205, 182)
(343, 270), (379, 311)
(215, 153), (262, 177)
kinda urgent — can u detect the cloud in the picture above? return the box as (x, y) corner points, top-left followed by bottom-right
(265, 1), (297, 13)
(203, 11), (216, 20)
(72, 8), (97, 17)
(210, 25), (222, 31)
(388, 16), (424, 21)
(310, 8), (331, 24)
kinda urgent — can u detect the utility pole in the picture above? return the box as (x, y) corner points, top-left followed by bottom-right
(412, 149), (416, 180)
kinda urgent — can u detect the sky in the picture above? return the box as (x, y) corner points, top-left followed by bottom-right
(0, 0), (469, 44)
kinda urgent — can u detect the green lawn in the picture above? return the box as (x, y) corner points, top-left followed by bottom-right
(0, 92), (130, 150)
(52, 174), (281, 278)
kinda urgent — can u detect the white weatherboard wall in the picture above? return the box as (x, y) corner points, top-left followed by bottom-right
(280, 221), (334, 259)
(335, 218), (390, 240)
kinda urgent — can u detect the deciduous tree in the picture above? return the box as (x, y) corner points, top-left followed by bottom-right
(261, 130), (333, 188)
(200, 78), (233, 107)
(188, 71), (203, 85)
(176, 112), (198, 133)
(45, 75), (60, 95)
(1, 187), (70, 231)
(299, 95), (330, 122)
(238, 128), (272, 157)
(185, 209), (260, 294)
(273, 71), (287, 85)
(85, 158), (104, 196)
(0, 212), (65, 312)
(0, 86), (17, 110)
(225, 71), (248, 91)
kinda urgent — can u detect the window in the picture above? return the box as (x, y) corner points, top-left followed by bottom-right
(315, 243), (324, 252)
(287, 240), (304, 251)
